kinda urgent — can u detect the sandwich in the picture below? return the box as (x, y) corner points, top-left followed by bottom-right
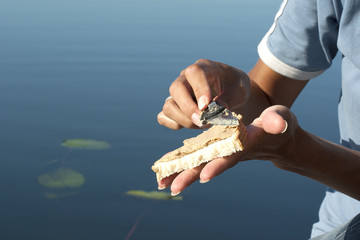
(152, 102), (247, 182)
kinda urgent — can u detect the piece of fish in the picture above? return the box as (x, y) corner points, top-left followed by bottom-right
(200, 101), (239, 126)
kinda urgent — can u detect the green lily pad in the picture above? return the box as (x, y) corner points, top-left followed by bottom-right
(61, 139), (111, 150)
(43, 191), (79, 199)
(37, 168), (85, 189)
(125, 190), (183, 201)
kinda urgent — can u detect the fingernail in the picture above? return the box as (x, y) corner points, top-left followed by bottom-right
(191, 113), (202, 127)
(158, 185), (166, 190)
(281, 120), (288, 134)
(171, 191), (181, 196)
(198, 96), (207, 110)
(199, 179), (210, 184)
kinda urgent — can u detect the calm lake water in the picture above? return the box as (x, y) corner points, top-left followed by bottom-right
(0, 0), (342, 239)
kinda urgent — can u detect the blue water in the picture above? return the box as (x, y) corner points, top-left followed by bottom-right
(0, 0), (342, 239)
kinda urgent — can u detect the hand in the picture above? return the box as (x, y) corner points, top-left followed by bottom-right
(157, 105), (299, 195)
(157, 59), (250, 130)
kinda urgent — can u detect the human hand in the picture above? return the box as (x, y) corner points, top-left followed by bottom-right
(157, 59), (250, 130)
(157, 105), (299, 195)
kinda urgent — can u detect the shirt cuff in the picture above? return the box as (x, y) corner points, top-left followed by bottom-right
(258, 37), (324, 80)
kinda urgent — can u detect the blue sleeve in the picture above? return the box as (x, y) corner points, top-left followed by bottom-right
(258, 0), (339, 80)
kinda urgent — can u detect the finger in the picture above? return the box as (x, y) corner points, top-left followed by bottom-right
(199, 155), (239, 182)
(157, 111), (183, 130)
(158, 173), (179, 190)
(161, 98), (199, 129)
(169, 75), (203, 127)
(259, 105), (292, 135)
(170, 164), (205, 195)
(184, 61), (213, 110)
(260, 111), (287, 135)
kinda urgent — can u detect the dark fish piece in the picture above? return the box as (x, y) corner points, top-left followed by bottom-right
(200, 101), (239, 126)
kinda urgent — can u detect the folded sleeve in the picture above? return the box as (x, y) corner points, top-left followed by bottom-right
(258, 0), (339, 80)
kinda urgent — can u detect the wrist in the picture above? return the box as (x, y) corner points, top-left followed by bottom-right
(272, 122), (308, 173)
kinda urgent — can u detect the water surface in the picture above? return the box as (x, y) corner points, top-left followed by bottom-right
(0, 0), (342, 239)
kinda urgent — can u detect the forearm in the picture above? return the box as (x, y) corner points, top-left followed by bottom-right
(249, 60), (308, 107)
(277, 127), (360, 200)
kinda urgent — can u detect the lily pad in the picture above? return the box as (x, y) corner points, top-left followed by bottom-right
(43, 191), (79, 199)
(37, 168), (85, 189)
(125, 190), (183, 201)
(61, 139), (111, 150)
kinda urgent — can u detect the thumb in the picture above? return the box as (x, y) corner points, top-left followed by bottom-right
(255, 105), (291, 135)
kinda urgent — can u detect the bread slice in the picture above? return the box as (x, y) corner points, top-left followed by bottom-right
(152, 115), (246, 182)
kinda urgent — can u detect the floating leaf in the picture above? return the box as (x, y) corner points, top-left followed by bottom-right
(44, 192), (58, 199)
(125, 190), (183, 201)
(37, 168), (85, 189)
(43, 191), (79, 199)
(61, 139), (111, 150)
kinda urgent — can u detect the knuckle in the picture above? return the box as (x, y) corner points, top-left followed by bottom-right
(185, 63), (203, 76)
(169, 81), (179, 95)
(162, 101), (172, 115)
(194, 58), (209, 65)
(180, 69), (186, 75)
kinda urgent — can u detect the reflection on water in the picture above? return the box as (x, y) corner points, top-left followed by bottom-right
(1, 0), (341, 239)
(125, 190), (183, 201)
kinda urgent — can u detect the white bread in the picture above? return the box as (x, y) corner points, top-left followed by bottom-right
(152, 115), (246, 182)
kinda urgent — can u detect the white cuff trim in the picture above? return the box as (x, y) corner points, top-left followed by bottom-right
(258, 38), (324, 80)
